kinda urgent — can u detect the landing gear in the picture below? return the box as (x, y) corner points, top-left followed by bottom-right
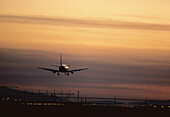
(67, 73), (69, 75)
(57, 72), (60, 75)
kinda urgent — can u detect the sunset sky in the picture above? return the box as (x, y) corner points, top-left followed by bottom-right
(0, 0), (170, 100)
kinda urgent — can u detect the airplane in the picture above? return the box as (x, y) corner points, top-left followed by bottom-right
(38, 54), (88, 75)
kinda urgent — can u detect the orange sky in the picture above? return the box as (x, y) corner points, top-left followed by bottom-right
(0, 0), (170, 52)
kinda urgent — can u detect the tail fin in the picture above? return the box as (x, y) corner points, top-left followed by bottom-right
(60, 53), (62, 66)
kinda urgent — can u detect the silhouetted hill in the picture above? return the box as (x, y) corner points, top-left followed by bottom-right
(0, 86), (68, 102)
(129, 100), (170, 105)
(88, 100), (124, 105)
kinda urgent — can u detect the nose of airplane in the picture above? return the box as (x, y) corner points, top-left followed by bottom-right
(65, 66), (69, 69)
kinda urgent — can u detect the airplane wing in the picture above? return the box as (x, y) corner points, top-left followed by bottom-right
(69, 68), (88, 72)
(37, 67), (59, 72)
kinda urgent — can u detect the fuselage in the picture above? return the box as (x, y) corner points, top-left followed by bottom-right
(59, 64), (69, 72)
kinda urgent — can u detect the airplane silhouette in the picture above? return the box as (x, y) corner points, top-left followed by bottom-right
(38, 54), (88, 75)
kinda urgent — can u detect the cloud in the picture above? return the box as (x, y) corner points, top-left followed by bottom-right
(0, 15), (170, 31)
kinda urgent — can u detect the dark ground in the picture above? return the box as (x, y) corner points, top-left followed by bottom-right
(0, 103), (170, 117)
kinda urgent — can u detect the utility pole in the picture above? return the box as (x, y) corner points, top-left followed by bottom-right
(46, 89), (48, 102)
(53, 89), (55, 102)
(85, 96), (86, 104)
(114, 96), (116, 106)
(145, 97), (148, 106)
(23, 89), (25, 103)
(77, 90), (79, 103)
(38, 89), (40, 101)
(68, 90), (70, 102)
(61, 90), (63, 103)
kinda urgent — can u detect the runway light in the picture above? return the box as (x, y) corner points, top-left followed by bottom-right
(153, 105), (156, 108)
(168, 106), (170, 108)
(57, 103), (61, 105)
(161, 106), (164, 108)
